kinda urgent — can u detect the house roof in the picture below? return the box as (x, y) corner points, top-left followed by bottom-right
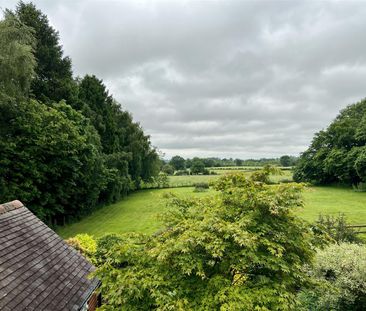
(0, 200), (99, 311)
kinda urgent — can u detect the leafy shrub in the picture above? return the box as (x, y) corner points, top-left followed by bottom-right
(95, 173), (316, 310)
(298, 243), (366, 311)
(193, 182), (210, 192)
(94, 234), (124, 265)
(315, 214), (362, 244)
(66, 233), (97, 261)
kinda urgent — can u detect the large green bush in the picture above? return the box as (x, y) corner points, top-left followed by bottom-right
(298, 243), (366, 310)
(95, 173), (316, 310)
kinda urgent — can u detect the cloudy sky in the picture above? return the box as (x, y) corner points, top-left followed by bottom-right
(2, 0), (366, 159)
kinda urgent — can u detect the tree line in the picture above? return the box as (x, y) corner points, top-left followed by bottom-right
(0, 2), (159, 224)
(162, 155), (297, 175)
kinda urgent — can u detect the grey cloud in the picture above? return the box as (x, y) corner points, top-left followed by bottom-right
(2, 0), (366, 158)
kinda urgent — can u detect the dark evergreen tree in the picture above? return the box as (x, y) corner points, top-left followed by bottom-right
(15, 2), (77, 104)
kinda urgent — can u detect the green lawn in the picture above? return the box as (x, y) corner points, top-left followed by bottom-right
(57, 187), (209, 239)
(57, 184), (366, 239)
(300, 186), (366, 224)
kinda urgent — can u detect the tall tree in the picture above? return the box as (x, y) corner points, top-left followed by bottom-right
(294, 99), (366, 185)
(0, 100), (107, 222)
(78, 75), (159, 189)
(0, 10), (35, 101)
(280, 155), (292, 167)
(15, 1), (77, 104)
(170, 155), (186, 170)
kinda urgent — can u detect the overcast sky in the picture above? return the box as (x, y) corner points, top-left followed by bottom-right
(2, 0), (366, 159)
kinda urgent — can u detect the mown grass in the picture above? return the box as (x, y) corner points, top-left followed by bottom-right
(57, 187), (208, 239)
(300, 186), (366, 224)
(57, 183), (366, 239)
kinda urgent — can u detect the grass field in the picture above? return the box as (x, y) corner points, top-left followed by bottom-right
(57, 184), (366, 239)
(301, 186), (366, 224)
(167, 170), (293, 187)
(57, 187), (208, 238)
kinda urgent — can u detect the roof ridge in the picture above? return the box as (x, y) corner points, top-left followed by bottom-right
(0, 200), (24, 215)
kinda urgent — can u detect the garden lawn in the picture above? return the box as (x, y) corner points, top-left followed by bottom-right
(300, 186), (366, 224)
(57, 187), (209, 239)
(57, 185), (366, 239)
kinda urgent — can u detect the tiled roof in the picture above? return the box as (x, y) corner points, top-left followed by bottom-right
(0, 201), (99, 311)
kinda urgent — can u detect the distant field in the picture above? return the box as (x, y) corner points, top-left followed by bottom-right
(167, 169), (293, 187)
(168, 174), (219, 187)
(58, 184), (366, 239)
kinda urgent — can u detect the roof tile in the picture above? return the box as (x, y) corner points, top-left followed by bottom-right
(0, 201), (99, 311)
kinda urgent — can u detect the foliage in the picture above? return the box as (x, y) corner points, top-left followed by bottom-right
(181, 157), (281, 168)
(190, 157), (206, 174)
(279, 155), (298, 167)
(0, 10), (35, 101)
(193, 182), (210, 192)
(174, 169), (190, 176)
(161, 164), (174, 175)
(66, 233), (97, 261)
(294, 98), (366, 185)
(15, 1), (77, 104)
(155, 172), (169, 188)
(95, 173), (316, 310)
(169, 155), (185, 170)
(250, 165), (283, 184)
(77, 75), (160, 189)
(298, 243), (366, 311)
(315, 214), (362, 244)
(0, 2), (159, 223)
(0, 100), (106, 222)
(94, 234), (124, 265)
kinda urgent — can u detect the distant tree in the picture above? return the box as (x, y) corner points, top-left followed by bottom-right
(162, 164), (174, 175)
(202, 158), (215, 168)
(95, 173), (316, 310)
(234, 158), (244, 166)
(190, 158), (206, 174)
(170, 155), (185, 170)
(15, 1), (77, 104)
(280, 155), (292, 167)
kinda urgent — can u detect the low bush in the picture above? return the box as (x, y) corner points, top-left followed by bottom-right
(193, 182), (210, 192)
(315, 214), (362, 244)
